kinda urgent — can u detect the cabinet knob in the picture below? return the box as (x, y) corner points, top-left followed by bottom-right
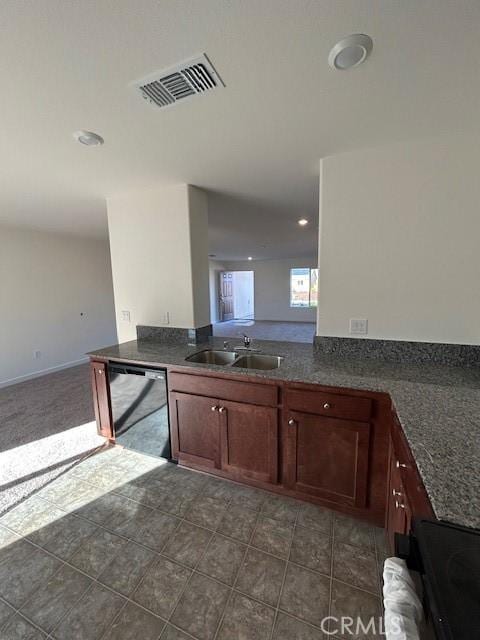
(211, 405), (218, 412)
(323, 402), (331, 409)
(97, 369), (103, 374)
(392, 489), (402, 497)
(288, 418), (296, 426)
(219, 407), (226, 413)
(396, 461), (407, 469)
(395, 500), (405, 510)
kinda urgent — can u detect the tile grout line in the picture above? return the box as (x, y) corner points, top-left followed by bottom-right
(13, 555), (86, 636)
(0, 522), (174, 637)
(2, 503), (381, 602)
(162, 487), (238, 636)
(48, 581), (98, 639)
(268, 504), (300, 640)
(126, 501), (195, 623)
(96, 598), (131, 640)
(211, 494), (263, 640)
(2, 455), (384, 638)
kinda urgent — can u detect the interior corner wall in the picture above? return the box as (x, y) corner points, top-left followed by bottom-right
(222, 257), (317, 323)
(317, 134), (480, 344)
(107, 184), (210, 343)
(0, 225), (117, 386)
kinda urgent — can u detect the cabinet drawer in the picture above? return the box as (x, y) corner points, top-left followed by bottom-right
(286, 388), (372, 422)
(390, 417), (434, 519)
(169, 372), (278, 407)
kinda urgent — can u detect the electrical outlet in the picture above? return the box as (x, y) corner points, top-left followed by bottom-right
(162, 312), (170, 325)
(121, 310), (131, 322)
(349, 318), (368, 335)
(33, 350), (41, 359)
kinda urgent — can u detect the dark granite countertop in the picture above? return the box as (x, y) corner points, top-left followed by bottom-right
(89, 337), (480, 529)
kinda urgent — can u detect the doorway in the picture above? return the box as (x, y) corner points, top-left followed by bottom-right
(219, 271), (254, 321)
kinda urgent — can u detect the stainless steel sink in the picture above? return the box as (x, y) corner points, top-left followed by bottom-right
(185, 350), (238, 365)
(231, 354), (283, 370)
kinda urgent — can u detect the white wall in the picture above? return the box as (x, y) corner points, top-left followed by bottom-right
(318, 135), (480, 344)
(0, 225), (117, 386)
(107, 185), (210, 342)
(188, 187), (210, 328)
(233, 271), (254, 319)
(222, 257), (317, 322)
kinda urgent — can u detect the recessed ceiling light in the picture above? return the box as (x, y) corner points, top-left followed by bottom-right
(247, 256), (253, 261)
(328, 34), (373, 70)
(298, 218), (308, 226)
(73, 130), (104, 146)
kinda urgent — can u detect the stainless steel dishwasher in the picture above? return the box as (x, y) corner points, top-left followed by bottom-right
(108, 363), (171, 459)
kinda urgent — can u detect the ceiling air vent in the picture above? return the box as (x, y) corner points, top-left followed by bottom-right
(133, 54), (224, 109)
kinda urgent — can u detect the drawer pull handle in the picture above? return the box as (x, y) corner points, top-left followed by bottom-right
(323, 403), (331, 409)
(392, 489), (402, 497)
(288, 418), (296, 426)
(219, 407), (226, 413)
(211, 405), (218, 412)
(396, 461), (408, 469)
(395, 500), (405, 510)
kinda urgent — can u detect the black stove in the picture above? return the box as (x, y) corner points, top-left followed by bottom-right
(397, 519), (480, 640)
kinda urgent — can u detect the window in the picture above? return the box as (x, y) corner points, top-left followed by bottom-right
(290, 268), (318, 308)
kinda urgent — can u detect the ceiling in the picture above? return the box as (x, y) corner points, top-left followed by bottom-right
(1, 2), (480, 256)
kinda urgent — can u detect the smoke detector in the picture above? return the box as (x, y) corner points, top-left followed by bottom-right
(328, 34), (373, 70)
(133, 54), (225, 109)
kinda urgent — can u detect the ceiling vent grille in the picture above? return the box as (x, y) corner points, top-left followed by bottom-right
(133, 54), (224, 109)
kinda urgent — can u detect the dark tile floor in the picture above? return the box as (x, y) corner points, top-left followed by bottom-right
(0, 447), (389, 639)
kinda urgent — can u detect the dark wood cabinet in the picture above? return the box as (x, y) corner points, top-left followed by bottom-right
(169, 392), (221, 469)
(90, 360), (433, 532)
(284, 410), (371, 508)
(386, 416), (435, 551)
(386, 445), (412, 550)
(169, 390), (279, 483)
(219, 399), (278, 483)
(90, 360), (113, 439)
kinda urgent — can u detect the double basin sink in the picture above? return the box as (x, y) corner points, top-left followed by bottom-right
(185, 349), (283, 370)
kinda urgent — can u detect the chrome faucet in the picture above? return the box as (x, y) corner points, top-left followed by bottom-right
(234, 333), (260, 352)
(223, 341), (230, 351)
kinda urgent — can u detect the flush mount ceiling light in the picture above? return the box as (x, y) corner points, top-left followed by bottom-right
(328, 34), (373, 70)
(73, 130), (104, 146)
(247, 256), (253, 261)
(298, 218), (309, 226)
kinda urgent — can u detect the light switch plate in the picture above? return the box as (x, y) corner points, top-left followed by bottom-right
(349, 318), (368, 335)
(121, 310), (131, 322)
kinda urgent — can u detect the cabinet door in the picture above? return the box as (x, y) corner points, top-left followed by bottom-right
(170, 392), (221, 469)
(90, 361), (113, 438)
(285, 410), (371, 508)
(219, 400), (278, 484)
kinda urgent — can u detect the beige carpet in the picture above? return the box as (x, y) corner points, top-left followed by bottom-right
(0, 364), (105, 515)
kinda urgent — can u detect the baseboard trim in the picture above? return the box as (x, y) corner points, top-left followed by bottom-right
(0, 357), (89, 389)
